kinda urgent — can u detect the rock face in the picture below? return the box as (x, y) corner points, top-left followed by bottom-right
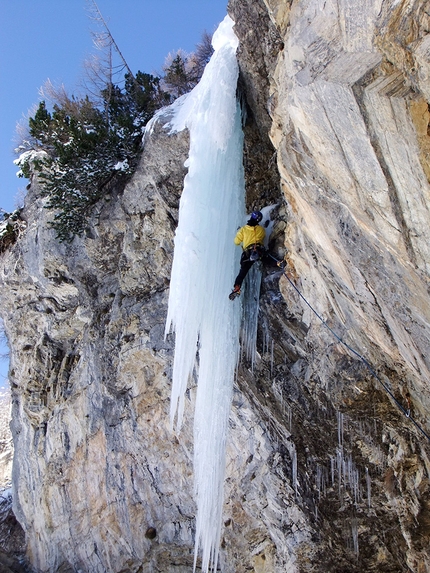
(229, 0), (430, 570)
(1, 0), (430, 572)
(0, 389), (27, 573)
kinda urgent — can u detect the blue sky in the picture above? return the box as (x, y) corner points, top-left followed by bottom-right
(0, 0), (227, 387)
(0, 0), (228, 212)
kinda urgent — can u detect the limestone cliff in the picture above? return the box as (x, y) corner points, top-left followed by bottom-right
(229, 0), (430, 570)
(1, 0), (430, 572)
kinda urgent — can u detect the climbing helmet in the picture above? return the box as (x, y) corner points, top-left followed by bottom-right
(250, 210), (263, 223)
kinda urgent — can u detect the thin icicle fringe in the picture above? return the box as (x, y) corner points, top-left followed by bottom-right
(164, 15), (244, 573)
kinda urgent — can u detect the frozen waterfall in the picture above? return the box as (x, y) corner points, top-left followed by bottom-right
(164, 15), (244, 572)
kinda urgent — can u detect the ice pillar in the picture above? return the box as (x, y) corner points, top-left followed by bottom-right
(165, 15), (244, 572)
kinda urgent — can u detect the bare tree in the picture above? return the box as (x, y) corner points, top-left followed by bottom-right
(83, 0), (135, 100)
(190, 31), (213, 80)
(38, 79), (84, 116)
(14, 102), (41, 155)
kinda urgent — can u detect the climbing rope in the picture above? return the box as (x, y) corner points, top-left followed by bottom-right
(250, 226), (259, 261)
(267, 253), (430, 444)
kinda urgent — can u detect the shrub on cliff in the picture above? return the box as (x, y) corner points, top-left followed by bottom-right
(0, 210), (26, 254)
(15, 73), (170, 242)
(13, 28), (212, 243)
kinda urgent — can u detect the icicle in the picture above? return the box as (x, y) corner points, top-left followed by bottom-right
(337, 411), (344, 450)
(365, 467), (371, 508)
(241, 262), (262, 367)
(330, 455), (335, 486)
(270, 339), (274, 376)
(286, 402), (292, 431)
(337, 448), (343, 500)
(164, 15), (244, 573)
(263, 322), (270, 355)
(292, 445), (298, 498)
(351, 519), (359, 556)
(316, 463), (322, 500)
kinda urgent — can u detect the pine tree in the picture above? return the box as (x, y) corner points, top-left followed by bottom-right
(15, 18), (211, 243)
(22, 73), (170, 242)
(162, 32), (213, 98)
(163, 54), (192, 98)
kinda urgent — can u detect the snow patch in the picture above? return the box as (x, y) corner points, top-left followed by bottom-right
(13, 149), (48, 178)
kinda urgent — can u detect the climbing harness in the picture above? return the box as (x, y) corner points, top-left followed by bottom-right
(249, 226), (260, 261)
(266, 253), (430, 444)
(249, 249), (260, 261)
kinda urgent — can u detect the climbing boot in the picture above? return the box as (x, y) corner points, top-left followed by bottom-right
(229, 285), (241, 300)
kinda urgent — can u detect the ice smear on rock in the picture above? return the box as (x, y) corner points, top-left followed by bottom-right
(164, 15), (244, 573)
(240, 205), (277, 367)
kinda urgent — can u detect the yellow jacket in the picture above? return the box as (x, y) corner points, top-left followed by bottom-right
(234, 224), (265, 250)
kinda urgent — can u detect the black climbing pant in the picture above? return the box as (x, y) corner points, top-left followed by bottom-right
(234, 246), (278, 288)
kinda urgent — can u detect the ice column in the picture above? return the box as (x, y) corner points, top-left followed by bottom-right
(165, 16), (244, 572)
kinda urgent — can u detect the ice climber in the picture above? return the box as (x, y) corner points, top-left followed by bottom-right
(229, 210), (267, 300)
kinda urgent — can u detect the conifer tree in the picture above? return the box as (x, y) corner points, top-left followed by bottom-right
(14, 6), (211, 243)
(20, 72), (169, 242)
(162, 32), (213, 98)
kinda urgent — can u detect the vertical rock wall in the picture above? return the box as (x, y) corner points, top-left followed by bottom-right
(228, 0), (430, 571)
(0, 121), (200, 572)
(0, 108), (308, 572)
